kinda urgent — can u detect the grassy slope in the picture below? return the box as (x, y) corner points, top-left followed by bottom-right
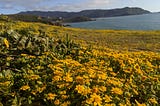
(1, 21), (160, 52)
(16, 23), (160, 52)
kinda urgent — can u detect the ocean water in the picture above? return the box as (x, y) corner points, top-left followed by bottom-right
(68, 13), (160, 30)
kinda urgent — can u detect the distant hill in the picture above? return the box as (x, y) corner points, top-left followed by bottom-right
(0, 14), (59, 24)
(0, 7), (150, 25)
(64, 16), (94, 23)
(19, 7), (151, 18)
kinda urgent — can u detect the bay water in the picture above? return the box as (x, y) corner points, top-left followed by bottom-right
(68, 13), (160, 30)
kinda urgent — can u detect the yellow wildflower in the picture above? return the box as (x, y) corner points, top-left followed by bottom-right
(125, 98), (132, 106)
(20, 85), (30, 91)
(141, 76), (147, 81)
(47, 93), (56, 100)
(110, 72), (117, 76)
(135, 100), (146, 106)
(64, 73), (73, 82)
(134, 64), (140, 70)
(59, 91), (66, 95)
(28, 75), (40, 80)
(86, 98), (92, 105)
(148, 98), (158, 104)
(92, 86), (99, 93)
(136, 69), (143, 75)
(11, 92), (16, 97)
(57, 84), (65, 88)
(75, 85), (85, 94)
(123, 68), (132, 73)
(3, 38), (9, 48)
(54, 99), (60, 105)
(76, 76), (84, 84)
(54, 70), (63, 76)
(133, 89), (139, 95)
(27, 70), (34, 74)
(0, 81), (11, 86)
(31, 91), (36, 95)
(119, 103), (127, 106)
(98, 73), (107, 80)
(61, 95), (68, 99)
(82, 87), (91, 96)
(125, 92), (131, 97)
(52, 75), (62, 82)
(133, 64), (143, 75)
(111, 87), (123, 95)
(103, 95), (112, 103)
(107, 79), (122, 87)
(104, 104), (115, 106)
(99, 86), (106, 92)
(86, 93), (102, 106)
(37, 81), (43, 85)
(35, 66), (41, 70)
(60, 101), (71, 106)
(37, 85), (46, 93)
(6, 57), (12, 61)
(28, 55), (36, 58)
(108, 67), (113, 71)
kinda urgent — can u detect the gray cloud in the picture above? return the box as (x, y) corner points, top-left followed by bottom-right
(86, 0), (110, 8)
(0, 0), (49, 10)
(0, 0), (111, 11)
(34, 0), (111, 11)
(0, 4), (13, 9)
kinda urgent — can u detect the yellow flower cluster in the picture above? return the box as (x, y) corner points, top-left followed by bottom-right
(43, 49), (159, 105)
(3, 38), (9, 48)
(47, 93), (57, 100)
(20, 85), (30, 91)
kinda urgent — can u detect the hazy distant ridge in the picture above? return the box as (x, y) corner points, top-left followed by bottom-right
(19, 7), (151, 18)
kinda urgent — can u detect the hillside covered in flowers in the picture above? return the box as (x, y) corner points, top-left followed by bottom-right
(0, 21), (159, 106)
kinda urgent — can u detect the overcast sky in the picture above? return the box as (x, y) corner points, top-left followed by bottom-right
(0, 0), (160, 14)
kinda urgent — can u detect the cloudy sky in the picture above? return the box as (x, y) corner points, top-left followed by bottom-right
(0, 0), (160, 14)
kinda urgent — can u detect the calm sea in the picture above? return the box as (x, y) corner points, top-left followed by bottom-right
(67, 13), (160, 30)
